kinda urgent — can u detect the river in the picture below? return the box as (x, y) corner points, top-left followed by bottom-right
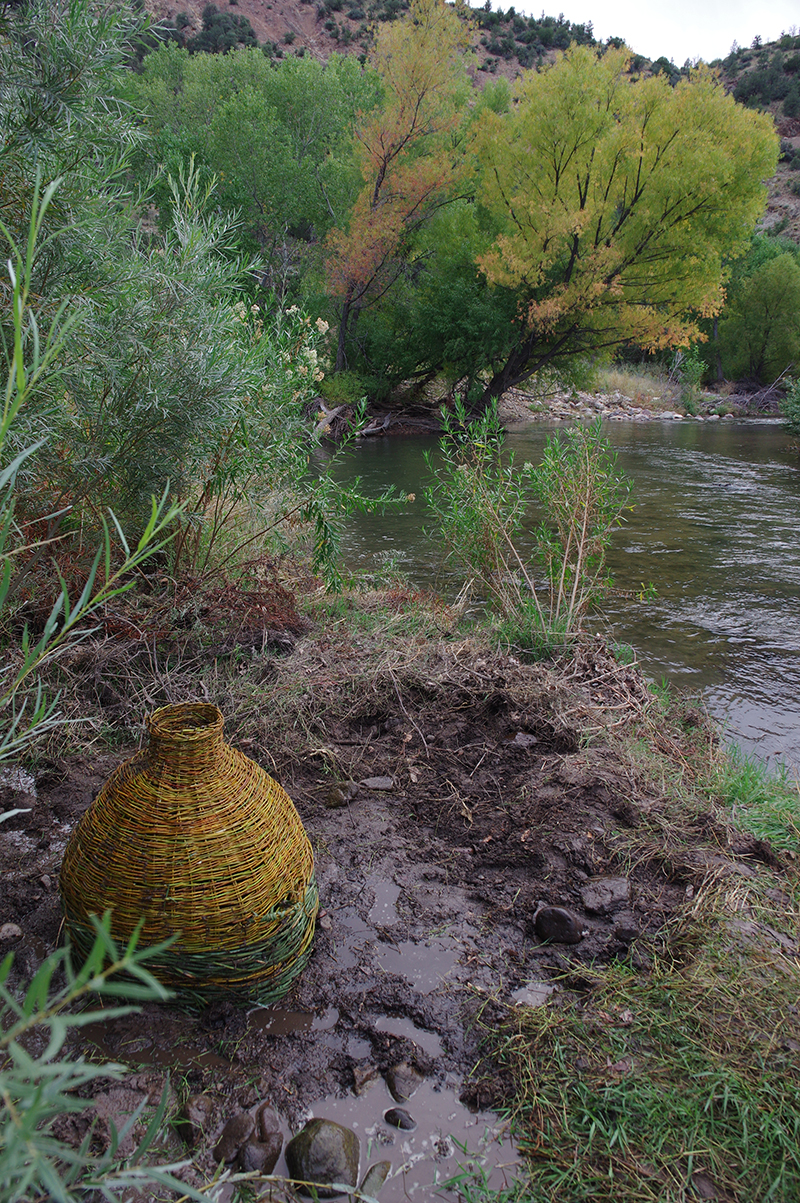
(324, 418), (800, 772)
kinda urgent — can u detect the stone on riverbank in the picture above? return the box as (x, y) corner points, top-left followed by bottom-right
(285, 1117), (360, 1198)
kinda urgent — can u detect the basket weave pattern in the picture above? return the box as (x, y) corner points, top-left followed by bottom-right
(60, 702), (318, 1004)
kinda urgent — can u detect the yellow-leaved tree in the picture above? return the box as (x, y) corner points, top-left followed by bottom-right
(473, 45), (779, 404)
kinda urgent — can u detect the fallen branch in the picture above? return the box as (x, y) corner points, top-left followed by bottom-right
(356, 413), (392, 437)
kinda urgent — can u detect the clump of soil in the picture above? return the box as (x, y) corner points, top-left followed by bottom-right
(0, 596), (783, 1187)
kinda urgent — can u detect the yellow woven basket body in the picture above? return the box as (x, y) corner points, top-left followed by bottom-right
(60, 702), (318, 1005)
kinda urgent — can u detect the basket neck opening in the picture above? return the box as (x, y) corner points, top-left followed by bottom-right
(146, 704), (226, 770)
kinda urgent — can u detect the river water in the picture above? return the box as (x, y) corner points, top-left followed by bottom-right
(324, 418), (800, 772)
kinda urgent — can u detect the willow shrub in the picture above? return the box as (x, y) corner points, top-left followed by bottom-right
(0, 180), (184, 761)
(425, 404), (632, 654)
(0, 914), (214, 1203)
(2, 2), (392, 594)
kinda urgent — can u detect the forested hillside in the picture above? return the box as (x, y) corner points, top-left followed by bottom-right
(141, 0), (597, 78)
(121, 0), (783, 402)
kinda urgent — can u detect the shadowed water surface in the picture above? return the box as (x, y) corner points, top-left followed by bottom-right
(325, 419), (800, 770)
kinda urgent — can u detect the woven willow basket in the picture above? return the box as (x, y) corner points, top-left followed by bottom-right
(60, 702), (318, 1005)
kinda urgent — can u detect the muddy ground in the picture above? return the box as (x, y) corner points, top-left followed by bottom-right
(0, 601), (783, 1197)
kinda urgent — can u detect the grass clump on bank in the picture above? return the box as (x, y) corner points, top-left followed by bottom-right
(424, 404), (632, 661)
(709, 746), (800, 855)
(595, 364), (677, 410)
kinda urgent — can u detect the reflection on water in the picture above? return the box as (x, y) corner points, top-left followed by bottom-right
(325, 420), (800, 770)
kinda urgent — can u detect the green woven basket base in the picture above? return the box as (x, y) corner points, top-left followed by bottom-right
(64, 876), (319, 1009)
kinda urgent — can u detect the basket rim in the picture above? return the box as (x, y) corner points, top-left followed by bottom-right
(146, 702), (224, 741)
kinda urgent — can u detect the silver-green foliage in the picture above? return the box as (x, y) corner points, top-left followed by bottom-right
(0, 914), (210, 1203)
(425, 404), (632, 651)
(0, 179), (181, 761)
(0, 0), (143, 183)
(0, 2), (335, 560)
(9, 157), (310, 537)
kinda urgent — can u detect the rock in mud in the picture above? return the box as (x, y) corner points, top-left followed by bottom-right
(212, 1111), (255, 1163)
(325, 781), (359, 809)
(384, 1107), (417, 1131)
(580, 877), (630, 915)
(359, 776), (395, 791)
(285, 1117), (360, 1198)
(534, 906), (583, 944)
(613, 918), (641, 944)
(353, 1063), (381, 1095)
(360, 1160), (391, 1195)
(256, 1102), (281, 1140)
(0, 923), (22, 943)
(175, 1094), (217, 1148)
(386, 1061), (424, 1102)
(238, 1132), (282, 1173)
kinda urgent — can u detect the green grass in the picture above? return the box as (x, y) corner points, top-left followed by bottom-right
(486, 875), (800, 1201)
(306, 582), (456, 642)
(708, 746), (800, 854)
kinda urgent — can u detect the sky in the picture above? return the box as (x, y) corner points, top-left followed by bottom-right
(515, 0), (800, 65)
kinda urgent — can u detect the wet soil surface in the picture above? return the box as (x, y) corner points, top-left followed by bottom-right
(0, 624), (779, 1198)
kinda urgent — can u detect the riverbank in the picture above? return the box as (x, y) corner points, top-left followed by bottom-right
(339, 374), (785, 440)
(497, 381), (783, 426)
(2, 586), (798, 1200)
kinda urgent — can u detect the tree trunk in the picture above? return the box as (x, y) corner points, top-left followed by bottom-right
(335, 283), (356, 373)
(477, 323), (583, 414)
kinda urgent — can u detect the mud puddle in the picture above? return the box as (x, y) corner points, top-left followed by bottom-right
(80, 1016), (232, 1071)
(297, 1079), (520, 1201)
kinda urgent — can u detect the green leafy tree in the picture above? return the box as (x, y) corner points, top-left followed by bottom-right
(718, 253), (800, 382)
(350, 197), (514, 398)
(334, 80), (513, 397)
(711, 236), (800, 383)
(781, 378), (800, 443)
(125, 47), (378, 280)
(324, 0), (473, 371)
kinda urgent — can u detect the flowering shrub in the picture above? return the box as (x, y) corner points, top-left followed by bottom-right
(170, 295), (333, 577)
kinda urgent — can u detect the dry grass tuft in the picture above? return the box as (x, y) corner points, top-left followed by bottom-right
(596, 365), (678, 410)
